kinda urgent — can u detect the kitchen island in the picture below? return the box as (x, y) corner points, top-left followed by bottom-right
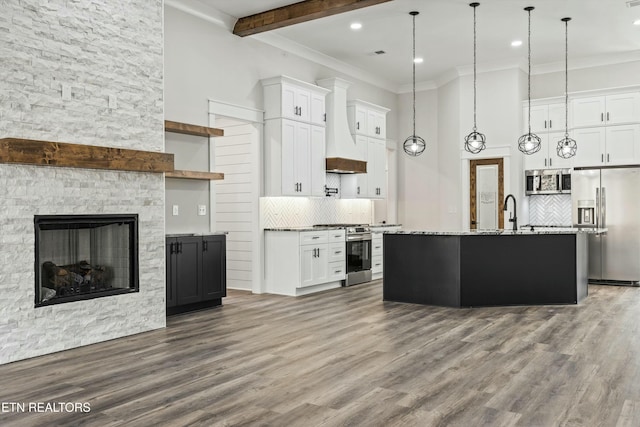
(383, 228), (606, 307)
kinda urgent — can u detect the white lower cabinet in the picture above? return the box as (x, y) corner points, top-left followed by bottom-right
(265, 229), (346, 296)
(300, 244), (328, 288)
(370, 226), (401, 279)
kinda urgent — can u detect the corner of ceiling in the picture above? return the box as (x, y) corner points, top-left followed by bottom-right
(165, 0), (236, 31)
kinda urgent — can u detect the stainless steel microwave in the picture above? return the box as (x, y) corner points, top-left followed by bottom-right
(525, 169), (571, 195)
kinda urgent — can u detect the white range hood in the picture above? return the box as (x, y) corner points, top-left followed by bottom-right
(316, 77), (366, 174)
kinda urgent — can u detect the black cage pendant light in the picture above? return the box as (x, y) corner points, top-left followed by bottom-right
(464, 2), (486, 154)
(556, 17), (577, 159)
(518, 6), (542, 155)
(403, 11), (426, 156)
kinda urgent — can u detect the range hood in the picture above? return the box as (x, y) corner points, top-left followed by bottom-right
(316, 77), (367, 174)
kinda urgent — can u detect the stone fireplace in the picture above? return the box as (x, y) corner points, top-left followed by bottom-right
(0, 1), (165, 365)
(35, 214), (139, 306)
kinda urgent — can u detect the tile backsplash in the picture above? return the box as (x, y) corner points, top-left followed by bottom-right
(528, 194), (572, 226)
(261, 197), (373, 228)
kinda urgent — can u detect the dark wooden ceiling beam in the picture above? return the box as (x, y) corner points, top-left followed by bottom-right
(233, 0), (393, 37)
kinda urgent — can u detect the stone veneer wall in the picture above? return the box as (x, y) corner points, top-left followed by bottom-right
(0, 1), (165, 364)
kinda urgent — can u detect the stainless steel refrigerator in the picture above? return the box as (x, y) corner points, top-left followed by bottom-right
(572, 167), (640, 285)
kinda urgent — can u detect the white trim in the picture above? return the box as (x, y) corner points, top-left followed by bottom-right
(523, 85), (640, 106)
(208, 99), (263, 124)
(208, 102), (264, 294)
(253, 32), (400, 94)
(165, 0), (235, 30)
(456, 60), (528, 77)
(532, 50), (640, 76)
(397, 80), (438, 94)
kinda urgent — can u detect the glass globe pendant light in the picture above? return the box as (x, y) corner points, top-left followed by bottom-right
(556, 17), (577, 159)
(403, 11), (426, 156)
(518, 6), (542, 155)
(464, 2), (486, 154)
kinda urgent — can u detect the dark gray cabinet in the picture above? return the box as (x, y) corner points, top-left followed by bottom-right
(166, 234), (226, 315)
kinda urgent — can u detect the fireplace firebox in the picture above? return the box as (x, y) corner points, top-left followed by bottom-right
(34, 214), (139, 306)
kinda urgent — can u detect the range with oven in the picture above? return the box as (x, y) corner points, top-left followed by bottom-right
(314, 224), (372, 286)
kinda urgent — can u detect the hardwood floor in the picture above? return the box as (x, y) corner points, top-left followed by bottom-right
(1, 282), (640, 426)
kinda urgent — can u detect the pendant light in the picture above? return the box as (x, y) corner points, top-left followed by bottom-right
(556, 17), (577, 159)
(403, 11), (426, 156)
(518, 6), (542, 155)
(464, 2), (486, 154)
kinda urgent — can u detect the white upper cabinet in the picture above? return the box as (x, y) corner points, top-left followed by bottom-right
(347, 100), (390, 139)
(523, 132), (574, 170)
(262, 75), (330, 125)
(310, 92), (326, 126)
(343, 100), (390, 199)
(572, 92), (640, 128)
(526, 103), (567, 134)
(573, 125), (640, 167)
(367, 109), (386, 138)
(262, 76), (329, 197)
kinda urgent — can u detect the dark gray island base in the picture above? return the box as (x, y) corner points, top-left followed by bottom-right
(383, 231), (594, 307)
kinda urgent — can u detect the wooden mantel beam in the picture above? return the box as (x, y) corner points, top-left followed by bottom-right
(233, 0), (393, 37)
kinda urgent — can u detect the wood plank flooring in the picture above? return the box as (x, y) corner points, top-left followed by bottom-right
(1, 282), (640, 426)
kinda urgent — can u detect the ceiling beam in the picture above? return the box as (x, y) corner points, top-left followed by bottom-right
(233, 0), (393, 37)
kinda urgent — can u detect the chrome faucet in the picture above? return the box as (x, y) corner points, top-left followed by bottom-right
(503, 194), (517, 231)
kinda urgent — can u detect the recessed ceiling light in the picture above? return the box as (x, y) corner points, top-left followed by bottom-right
(511, 40), (523, 47)
(350, 22), (362, 30)
(413, 57), (424, 64)
(634, 19), (640, 25)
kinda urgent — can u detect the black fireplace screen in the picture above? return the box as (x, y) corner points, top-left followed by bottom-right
(35, 214), (139, 306)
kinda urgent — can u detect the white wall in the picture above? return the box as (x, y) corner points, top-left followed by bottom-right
(437, 79), (463, 230)
(396, 90), (440, 230)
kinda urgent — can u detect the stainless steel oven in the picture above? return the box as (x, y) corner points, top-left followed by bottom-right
(345, 226), (372, 286)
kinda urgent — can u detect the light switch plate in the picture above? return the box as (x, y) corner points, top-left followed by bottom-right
(61, 84), (71, 101)
(172, 205), (179, 216)
(198, 205), (206, 216)
(108, 95), (117, 109)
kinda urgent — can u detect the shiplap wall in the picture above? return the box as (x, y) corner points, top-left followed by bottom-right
(213, 120), (258, 291)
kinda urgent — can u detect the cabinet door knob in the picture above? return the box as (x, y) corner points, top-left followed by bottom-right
(323, 113), (326, 122)
(549, 158), (552, 167)
(549, 120), (552, 128)
(356, 122), (360, 130)
(601, 112), (604, 122)
(607, 153), (610, 162)
(607, 112), (610, 121)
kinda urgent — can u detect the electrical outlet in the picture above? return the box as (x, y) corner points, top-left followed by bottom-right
(172, 205), (179, 216)
(198, 205), (206, 216)
(108, 95), (117, 109)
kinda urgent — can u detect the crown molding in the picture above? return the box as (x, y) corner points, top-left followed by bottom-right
(165, 0), (235, 30)
(531, 50), (640, 75)
(252, 32), (400, 93)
